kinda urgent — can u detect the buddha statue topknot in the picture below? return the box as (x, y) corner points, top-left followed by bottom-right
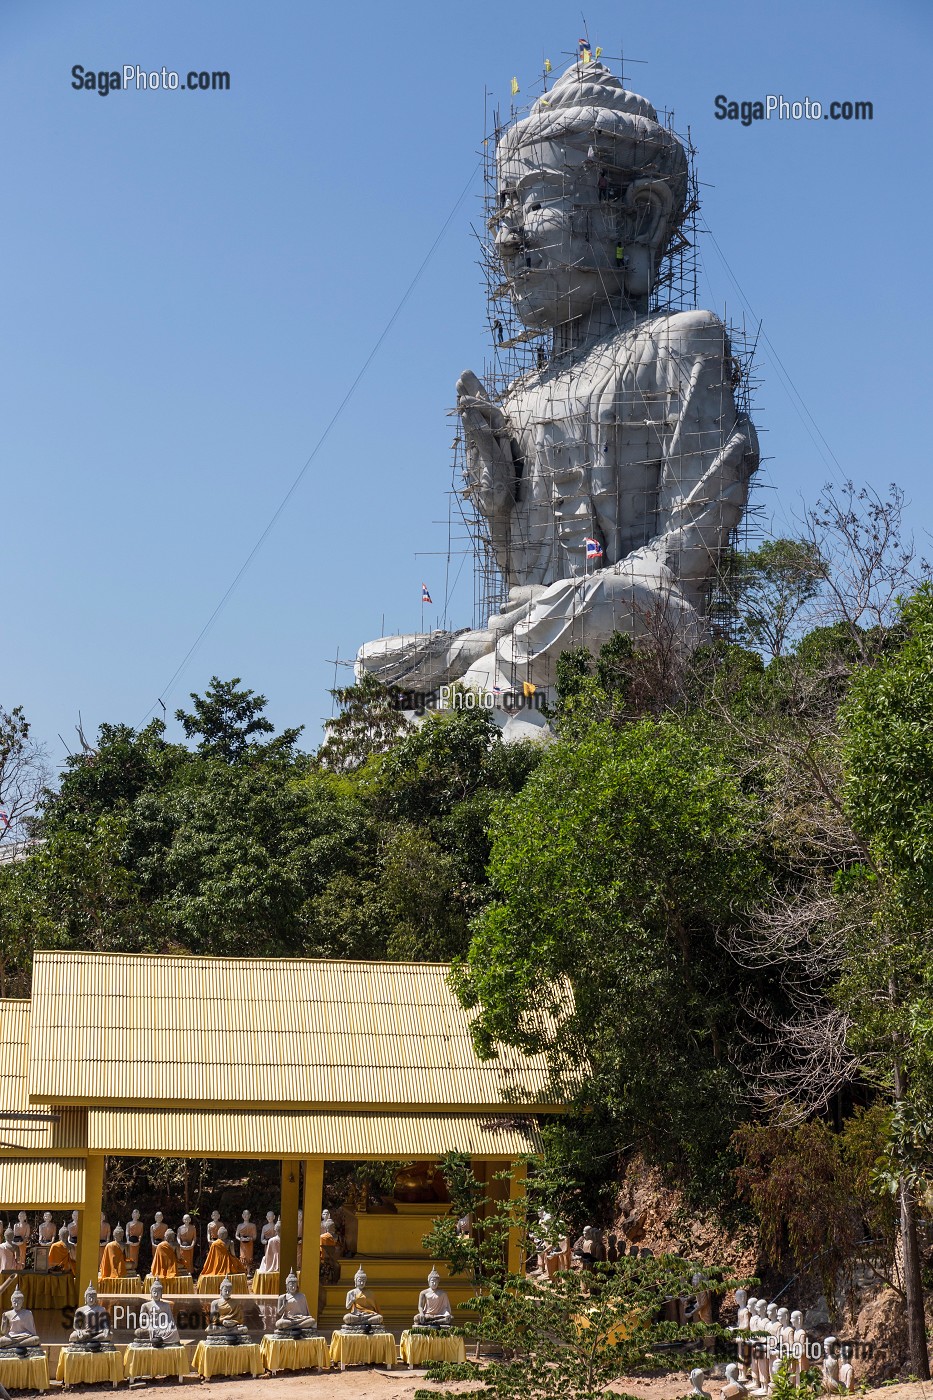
(357, 56), (758, 717)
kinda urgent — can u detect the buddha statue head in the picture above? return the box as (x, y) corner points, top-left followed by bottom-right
(17, 1212), (27, 1225)
(735, 1288), (748, 1309)
(353, 1268), (367, 1291)
(84, 1283), (98, 1306)
(755, 1299), (767, 1319)
(285, 1270), (298, 1298)
(131, 1209), (140, 1222)
(182, 1215), (192, 1226)
(217, 1226), (229, 1242)
(154, 1211), (163, 1225)
(495, 60), (688, 330)
(767, 1302), (777, 1321)
(791, 1310), (804, 1329)
(150, 1279), (164, 1300)
(163, 1229), (177, 1246)
(113, 1226), (125, 1244)
(11, 1287), (24, 1310)
(3, 1227), (12, 1245)
(778, 1307), (790, 1326)
(241, 1210), (251, 1223)
(220, 1276), (233, 1300)
(58, 1225), (69, 1243)
(265, 1211), (275, 1226)
(427, 1269), (441, 1290)
(42, 1212), (52, 1224)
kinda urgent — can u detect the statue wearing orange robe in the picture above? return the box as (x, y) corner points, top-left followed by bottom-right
(150, 1240), (178, 1279)
(98, 1240), (126, 1279)
(48, 1236), (74, 1275)
(201, 1235), (244, 1277)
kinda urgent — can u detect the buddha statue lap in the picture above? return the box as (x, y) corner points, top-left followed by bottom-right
(133, 1281), (180, 1348)
(69, 1285), (113, 1351)
(357, 60), (758, 734)
(342, 1268), (384, 1332)
(208, 1277), (249, 1345)
(272, 1271), (319, 1337)
(413, 1269), (454, 1329)
(0, 1288), (41, 1353)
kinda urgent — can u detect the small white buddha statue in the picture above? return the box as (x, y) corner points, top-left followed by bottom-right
(822, 1338), (853, 1394)
(721, 1363), (749, 1400)
(208, 1276), (249, 1339)
(134, 1279), (180, 1347)
(0, 1227), (20, 1272)
(342, 1268), (384, 1332)
(235, 1210), (256, 1266)
(257, 1226), (280, 1275)
(13, 1212), (30, 1267)
(273, 1270), (318, 1335)
(413, 1268), (454, 1328)
(176, 1215), (196, 1273)
(260, 1212), (277, 1247)
(125, 1209), (144, 1270)
(69, 1284), (112, 1349)
(0, 1287), (40, 1351)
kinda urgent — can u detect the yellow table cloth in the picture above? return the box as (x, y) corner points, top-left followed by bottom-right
(55, 1348), (125, 1387)
(329, 1330), (397, 1369)
(251, 1271), (279, 1295)
(97, 1276), (143, 1295)
(192, 1341), (262, 1378)
(400, 1330), (467, 1366)
(196, 1273), (247, 1296)
(0, 1353), (50, 1392)
(124, 1344), (192, 1380)
(259, 1335), (330, 1372)
(144, 1274), (194, 1294)
(9, 1273), (75, 1311)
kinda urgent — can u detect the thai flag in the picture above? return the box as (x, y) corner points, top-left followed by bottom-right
(421, 583), (433, 604)
(585, 537), (603, 559)
(578, 38), (589, 54)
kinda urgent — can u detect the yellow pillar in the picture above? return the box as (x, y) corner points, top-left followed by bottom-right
(507, 1160), (527, 1277)
(299, 1157), (324, 1323)
(76, 1154), (105, 1296)
(279, 1160), (300, 1280)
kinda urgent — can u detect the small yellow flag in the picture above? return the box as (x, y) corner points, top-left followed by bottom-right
(544, 58), (552, 73)
(595, 46), (603, 59)
(510, 76), (519, 96)
(522, 680), (537, 697)
(581, 47), (591, 63)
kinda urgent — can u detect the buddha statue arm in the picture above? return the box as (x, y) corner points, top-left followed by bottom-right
(457, 370), (520, 572)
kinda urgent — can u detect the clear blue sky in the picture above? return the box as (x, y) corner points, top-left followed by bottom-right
(2, 0), (930, 765)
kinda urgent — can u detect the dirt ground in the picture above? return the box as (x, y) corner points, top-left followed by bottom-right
(47, 1373), (933, 1400)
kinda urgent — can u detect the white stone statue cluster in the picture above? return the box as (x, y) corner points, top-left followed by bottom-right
(728, 1290), (854, 1396)
(358, 56), (758, 735)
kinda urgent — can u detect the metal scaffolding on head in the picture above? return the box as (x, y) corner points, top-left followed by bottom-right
(449, 60), (764, 641)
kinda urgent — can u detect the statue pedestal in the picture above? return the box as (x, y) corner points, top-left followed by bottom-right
(124, 1343), (192, 1381)
(55, 1346), (124, 1389)
(400, 1330), (466, 1367)
(329, 1329), (397, 1371)
(0, 1350), (49, 1392)
(192, 1340), (262, 1379)
(196, 1273), (247, 1295)
(251, 1271), (280, 1295)
(96, 1276), (139, 1294)
(259, 1334), (330, 1373)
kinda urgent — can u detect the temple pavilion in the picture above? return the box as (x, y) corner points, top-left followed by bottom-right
(0, 950), (561, 1331)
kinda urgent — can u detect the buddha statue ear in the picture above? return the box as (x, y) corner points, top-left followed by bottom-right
(622, 178), (675, 297)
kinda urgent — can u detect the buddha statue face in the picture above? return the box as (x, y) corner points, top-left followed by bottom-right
(791, 1311), (803, 1328)
(113, 1227), (125, 1244)
(495, 61), (687, 330)
(735, 1289), (747, 1308)
(85, 1284), (98, 1305)
(42, 1213), (52, 1224)
(154, 1212), (163, 1224)
(151, 1281), (163, 1301)
(58, 1226), (69, 1242)
(428, 1269), (440, 1290)
(164, 1229), (176, 1245)
(354, 1268), (367, 1290)
(131, 1210), (140, 1221)
(285, 1270), (298, 1297)
(266, 1212), (275, 1225)
(211, 1211), (220, 1223)
(182, 1215), (191, 1226)
(11, 1289), (24, 1310)
(217, 1227), (228, 1242)
(3, 1228), (12, 1244)
(220, 1277), (233, 1300)
(17, 1212), (27, 1224)
(778, 1308), (789, 1326)
(241, 1210), (250, 1222)
(755, 1300), (767, 1319)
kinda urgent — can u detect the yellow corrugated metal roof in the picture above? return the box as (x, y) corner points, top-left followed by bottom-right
(28, 952), (561, 1111)
(89, 1109), (541, 1159)
(0, 1156), (86, 1208)
(0, 1001), (87, 1154)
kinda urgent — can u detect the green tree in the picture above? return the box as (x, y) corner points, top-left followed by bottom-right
(176, 676), (301, 762)
(317, 673), (407, 772)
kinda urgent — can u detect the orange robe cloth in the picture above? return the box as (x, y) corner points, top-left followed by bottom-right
(98, 1241), (126, 1279)
(150, 1241), (179, 1278)
(201, 1240), (244, 1277)
(47, 1241), (74, 1274)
